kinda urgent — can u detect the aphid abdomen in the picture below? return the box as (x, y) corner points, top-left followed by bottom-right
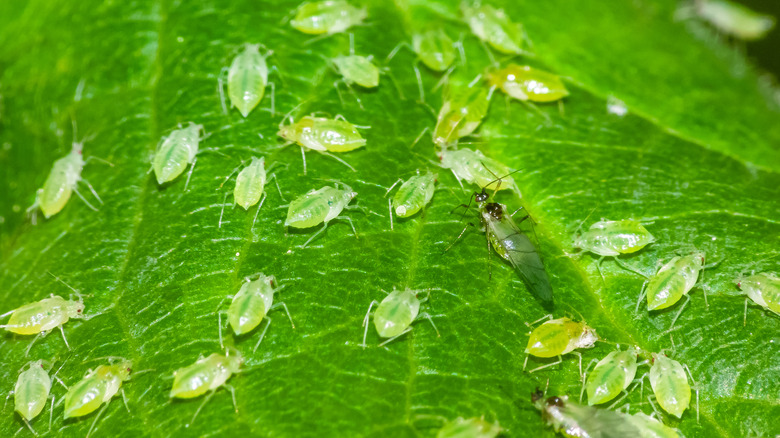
(526, 319), (572, 357)
(228, 45), (269, 117)
(285, 191), (331, 228)
(412, 29), (456, 72)
(629, 412), (681, 438)
(586, 351), (637, 405)
(742, 274), (780, 313)
(40, 161), (75, 218)
(392, 176), (434, 218)
(333, 56), (379, 88)
(309, 119), (366, 152)
(436, 417), (501, 438)
(154, 133), (195, 184)
(228, 290), (267, 335)
(170, 364), (215, 399)
(64, 376), (107, 418)
(461, 4), (523, 54)
(488, 65), (569, 103)
(6, 299), (66, 335)
(433, 87), (491, 146)
(290, 1), (366, 35)
(15, 367), (51, 420)
(234, 158), (266, 210)
(374, 292), (420, 338)
(646, 261), (687, 311)
(649, 356), (690, 418)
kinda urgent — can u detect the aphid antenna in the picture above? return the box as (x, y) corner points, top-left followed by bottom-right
(409, 126), (430, 150)
(277, 99), (311, 128)
(46, 271), (82, 297)
(480, 162), (524, 199)
(217, 159), (247, 189)
(524, 313), (553, 329)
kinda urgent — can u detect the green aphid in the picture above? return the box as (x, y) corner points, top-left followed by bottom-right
(629, 413), (684, 438)
(433, 83), (492, 147)
(638, 251), (709, 328)
(524, 317), (596, 374)
(385, 170), (437, 229)
(290, 0), (366, 36)
(735, 272), (780, 324)
(64, 360), (133, 438)
(572, 219), (655, 281)
(152, 122), (205, 189)
(361, 288), (440, 348)
(284, 183), (358, 248)
(169, 348), (242, 427)
(277, 114), (366, 174)
(585, 347), (639, 405)
(437, 147), (519, 195)
(460, 2), (524, 55)
(220, 43), (274, 118)
(1, 295), (86, 355)
(9, 360), (65, 435)
(436, 417), (501, 438)
(533, 390), (644, 438)
(649, 353), (694, 419)
(218, 274), (295, 353)
(486, 64), (569, 103)
(694, 0), (775, 40)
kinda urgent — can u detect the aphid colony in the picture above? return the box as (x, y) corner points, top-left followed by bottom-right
(10, 0), (777, 436)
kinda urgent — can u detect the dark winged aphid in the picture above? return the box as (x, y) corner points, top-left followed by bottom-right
(446, 172), (553, 304)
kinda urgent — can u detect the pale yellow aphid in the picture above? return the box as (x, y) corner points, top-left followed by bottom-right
(170, 348), (242, 427)
(437, 147), (520, 195)
(572, 218), (655, 281)
(6, 360), (67, 435)
(26, 135), (106, 224)
(277, 112), (367, 174)
(289, 0), (367, 36)
(486, 64), (569, 103)
(284, 183), (358, 248)
(216, 157), (284, 229)
(461, 2), (525, 56)
(648, 353), (696, 419)
(433, 81), (493, 147)
(152, 122), (205, 189)
(64, 359), (133, 438)
(694, 0), (775, 40)
(523, 315), (598, 377)
(217, 274), (295, 353)
(324, 34), (383, 109)
(735, 272), (780, 325)
(218, 43), (276, 118)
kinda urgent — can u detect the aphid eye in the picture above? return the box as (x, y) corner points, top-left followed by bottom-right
(77, 309), (82, 313)
(547, 396), (564, 407)
(737, 282), (742, 288)
(127, 368), (132, 373)
(531, 388), (544, 402)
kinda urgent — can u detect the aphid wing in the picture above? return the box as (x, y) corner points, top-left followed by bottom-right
(558, 402), (643, 438)
(486, 211), (553, 303)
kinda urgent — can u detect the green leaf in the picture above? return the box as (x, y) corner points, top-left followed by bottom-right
(2, 0), (779, 437)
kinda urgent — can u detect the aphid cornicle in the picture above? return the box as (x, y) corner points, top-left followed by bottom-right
(222, 43), (274, 118)
(152, 122), (205, 188)
(693, 0), (775, 40)
(637, 251), (708, 327)
(486, 64), (569, 103)
(433, 83), (493, 147)
(170, 348), (242, 427)
(64, 360), (132, 438)
(524, 317), (597, 374)
(735, 272), (780, 323)
(437, 147), (519, 195)
(386, 170), (437, 229)
(584, 347), (638, 405)
(285, 183), (358, 248)
(460, 2), (524, 55)
(648, 353), (693, 418)
(218, 274), (295, 353)
(532, 390), (643, 438)
(26, 138), (104, 222)
(290, 0), (367, 36)
(361, 288), (440, 348)
(277, 114), (366, 174)
(1, 295), (86, 355)
(436, 417), (501, 438)
(9, 360), (64, 434)
(572, 219), (655, 280)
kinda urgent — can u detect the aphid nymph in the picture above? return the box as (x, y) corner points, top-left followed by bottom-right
(583, 346), (639, 406)
(524, 316), (597, 376)
(289, 0), (367, 38)
(361, 288), (441, 348)
(648, 353), (697, 419)
(385, 170), (437, 229)
(152, 122), (206, 190)
(437, 147), (519, 195)
(284, 182), (359, 248)
(460, 2), (526, 58)
(433, 81), (493, 147)
(436, 416), (501, 438)
(64, 359), (133, 438)
(532, 388), (646, 437)
(735, 272), (780, 325)
(219, 43), (277, 118)
(7, 360), (67, 435)
(572, 217), (654, 281)
(217, 156), (285, 229)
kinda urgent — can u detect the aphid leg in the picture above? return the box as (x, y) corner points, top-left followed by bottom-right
(333, 80), (348, 106)
(217, 67), (229, 114)
(271, 302), (295, 329)
(79, 178), (104, 205)
(217, 309), (230, 349)
(683, 364), (700, 423)
(0, 309), (14, 319)
(409, 127), (429, 150)
(477, 38), (496, 65)
(455, 34), (466, 66)
(595, 256), (606, 283)
(519, 100), (552, 123)
(218, 192), (229, 229)
(669, 295), (691, 329)
(442, 222), (475, 254)
(527, 355), (562, 374)
(250, 194), (266, 231)
(522, 354), (529, 371)
(184, 157), (198, 192)
(579, 359), (599, 402)
(24, 333), (44, 357)
(361, 300), (379, 348)
(320, 151), (357, 172)
(21, 417), (37, 436)
(337, 215), (359, 240)
(613, 257), (648, 278)
(388, 199), (394, 230)
(268, 173), (286, 201)
(49, 395), (55, 432)
(743, 297), (749, 326)
(413, 62), (425, 103)
(186, 390), (216, 428)
(383, 67), (406, 101)
(558, 100), (565, 118)
(57, 325), (72, 350)
(384, 179), (403, 198)
(2, 391), (12, 411)
(299, 146), (308, 175)
(418, 312), (440, 338)
(379, 327), (413, 347)
(384, 41), (411, 63)
(224, 384), (238, 413)
(269, 82), (276, 117)
(572, 351), (584, 379)
(432, 65), (456, 93)
(300, 222), (329, 248)
(635, 280), (649, 313)
(121, 388), (130, 413)
(526, 314), (554, 328)
(85, 403), (108, 438)
(72, 187), (99, 211)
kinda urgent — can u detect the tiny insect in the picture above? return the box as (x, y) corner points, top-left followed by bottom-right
(460, 2), (525, 56)
(436, 417), (501, 438)
(1, 294), (86, 355)
(524, 316), (597, 375)
(217, 157), (285, 229)
(218, 274), (295, 353)
(285, 183), (359, 248)
(637, 251), (709, 328)
(648, 353), (696, 419)
(532, 389), (643, 438)
(361, 288), (440, 348)
(693, 0), (775, 40)
(433, 82), (493, 147)
(219, 43), (276, 118)
(735, 272), (780, 324)
(584, 346), (639, 406)
(169, 348), (242, 427)
(6, 360), (66, 435)
(437, 147), (519, 195)
(64, 359), (132, 438)
(385, 170), (437, 229)
(607, 95), (628, 117)
(152, 122), (205, 189)
(572, 218), (655, 281)
(628, 412), (683, 438)
(289, 0), (367, 36)
(277, 113), (367, 174)
(26, 134), (106, 223)
(486, 64), (569, 103)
